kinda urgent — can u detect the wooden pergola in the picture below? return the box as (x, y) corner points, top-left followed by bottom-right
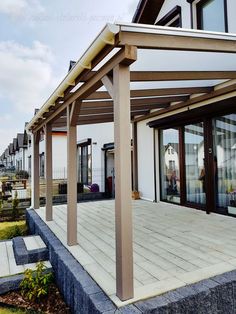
(26, 23), (236, 301)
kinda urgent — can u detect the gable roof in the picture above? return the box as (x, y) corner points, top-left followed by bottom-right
(13, 138), (17, 151)
(132, 0), (165, 24)
(17, 133), (27, 148)
(9, 143), (14, 155)
(69, 60), (76, 72)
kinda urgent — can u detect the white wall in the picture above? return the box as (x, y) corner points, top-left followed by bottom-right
(227, 0), (236, 33)
(52, 134), (67, 179)
(137, 119), (155, 201)
(77, 122), (114, 191)
(25, 125), (113, 184)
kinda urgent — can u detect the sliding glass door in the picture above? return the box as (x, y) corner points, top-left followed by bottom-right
(213, 114), (236, 209)
(159, 112), (236, 215)
(184, 122), (206, 206)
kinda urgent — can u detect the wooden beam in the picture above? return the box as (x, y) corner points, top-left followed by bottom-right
(61, 44), (116, 102)
(134, 83), (236, 122)
(67, 104), (78, 246)
(70, 101), (82, 126)
(45, 123), (53, 221)
(86, 86), (213, 100)
(32, 45), (137, 133)
(78, 117), (114, 125)
(129, 71), (236, 82)
(55, 109), (150, 125)
(118, 31), (236, 53)
(101, 74), (114, 98)
(78, 104), (164, 115)
(113, 63), (134, 301)
(78, 95), (186, 111)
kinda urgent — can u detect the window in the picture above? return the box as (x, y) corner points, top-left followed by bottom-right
(196, 0), (227, 32)
(40, 153), (45, 178)
(78, 139), (92, 185)
(169, 160), (175, 170)
(156, 6), (182, 28)
(28, 156), (31, 176)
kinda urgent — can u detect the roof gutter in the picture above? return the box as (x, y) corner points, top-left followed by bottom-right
(26, 23), (120, 132)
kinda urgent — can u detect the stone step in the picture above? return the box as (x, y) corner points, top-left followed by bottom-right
(12, 235), (49, 265)
(0, 240), (51, 279)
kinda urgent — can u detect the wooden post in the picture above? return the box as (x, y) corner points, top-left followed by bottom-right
(31, 132), (40, 209)
(45, 123), (53, 221)
(67, 103), (78, 246)
(113, 63), (134, 301)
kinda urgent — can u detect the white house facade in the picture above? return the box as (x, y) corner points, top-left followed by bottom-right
(133, 0), (236, 215)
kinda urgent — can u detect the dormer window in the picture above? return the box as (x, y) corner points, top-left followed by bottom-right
(195, 0), (228, 32)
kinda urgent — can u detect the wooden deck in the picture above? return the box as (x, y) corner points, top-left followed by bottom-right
(36, 200), (236, 306)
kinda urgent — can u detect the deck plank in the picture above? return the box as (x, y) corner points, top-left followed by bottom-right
(35, 200), (236, 307)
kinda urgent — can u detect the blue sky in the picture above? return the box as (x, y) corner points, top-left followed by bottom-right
(0, 0), (139, 152)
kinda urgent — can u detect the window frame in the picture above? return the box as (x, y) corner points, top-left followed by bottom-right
(155, 5), (182, 28)
(190, 0), (228, 32)
(77, 138), (92, 185)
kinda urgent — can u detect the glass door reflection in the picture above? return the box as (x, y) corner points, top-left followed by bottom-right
(184, 122), (206, 206)
(213, 114), (236, 210)
(160, 128), (180, 204)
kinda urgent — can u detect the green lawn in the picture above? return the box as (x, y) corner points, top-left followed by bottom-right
(0, 221), (27, 240)
(0, 307), (28, 314)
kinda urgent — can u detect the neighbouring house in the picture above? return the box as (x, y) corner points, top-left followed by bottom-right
(15, 133), (28, 171)
(0, 123), (68, 180)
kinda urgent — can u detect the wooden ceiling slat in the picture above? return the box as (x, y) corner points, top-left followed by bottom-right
(68, 71), (236, 83)
(79, 95), (187, 109)
(87, 86), (212, 100)
(129, 71), (236, 82)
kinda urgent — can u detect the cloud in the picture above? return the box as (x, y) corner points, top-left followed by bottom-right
(0, 40), (53, 63)
(0, 0), (44, 19)
(0, 40), (56, 114)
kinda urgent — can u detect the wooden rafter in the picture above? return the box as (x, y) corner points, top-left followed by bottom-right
(87, 86), (213, 100)
(129, 71), (236, 82)
(134, 83), (236, 122)
(32, 45), (137, 133)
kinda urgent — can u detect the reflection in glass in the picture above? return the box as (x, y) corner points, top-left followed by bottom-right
(213, 114), (236, 208)
(160, 128), (180, 204)
(198, 0), (225, 32)
(185, 122), (206, 205)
